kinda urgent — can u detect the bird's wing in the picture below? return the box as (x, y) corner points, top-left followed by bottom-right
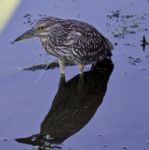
(68, 29), (112, 63)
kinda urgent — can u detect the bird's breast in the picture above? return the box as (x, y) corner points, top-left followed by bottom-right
(40, 37), (75, 63)
(40, 37), (56, 55)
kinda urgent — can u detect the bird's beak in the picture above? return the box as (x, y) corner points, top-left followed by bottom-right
(14, 29), (36, 42)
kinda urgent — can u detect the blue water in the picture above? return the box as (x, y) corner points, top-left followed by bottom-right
(0, 0), (149, 150)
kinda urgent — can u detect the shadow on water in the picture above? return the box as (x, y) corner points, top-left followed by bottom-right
(16, 59), (114, 149)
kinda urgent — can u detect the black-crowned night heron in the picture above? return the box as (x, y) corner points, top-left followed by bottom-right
(14, 16), (113, 75)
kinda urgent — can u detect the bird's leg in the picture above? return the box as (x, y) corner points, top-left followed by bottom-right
(77, 64), (84, 75)
(58, 59), (65, 76)
(58, 74), (66, 91)
(77, 64), (84, 84)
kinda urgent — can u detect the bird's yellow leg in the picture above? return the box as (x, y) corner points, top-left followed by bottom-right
(58, 73), (66, 91)
(58, 59), (65, 76)
(77, 64), (84, 84)
(77, 64), (84, 75)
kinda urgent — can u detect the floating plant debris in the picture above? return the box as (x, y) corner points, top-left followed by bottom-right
(141, 35), (149, 51)
(22, 14), (47, 26)
(128, 56), (142, 65)
(23, 13), (31, 18)
(106, 10), (148, 39)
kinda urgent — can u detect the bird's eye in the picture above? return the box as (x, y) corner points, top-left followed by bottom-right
(39, 26), (44, 30)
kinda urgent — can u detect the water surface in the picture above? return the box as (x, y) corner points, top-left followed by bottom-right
(0, 0), (149, 150)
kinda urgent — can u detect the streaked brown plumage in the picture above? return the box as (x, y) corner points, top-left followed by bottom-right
(15, 16), (113, 74)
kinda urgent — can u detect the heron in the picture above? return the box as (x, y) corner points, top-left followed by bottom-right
(14, 16), (113, 75)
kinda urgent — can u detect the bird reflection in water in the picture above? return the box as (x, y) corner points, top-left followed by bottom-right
(16, 59), (114, 150)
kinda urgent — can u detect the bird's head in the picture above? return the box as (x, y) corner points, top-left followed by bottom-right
(14, 17), (60, 42)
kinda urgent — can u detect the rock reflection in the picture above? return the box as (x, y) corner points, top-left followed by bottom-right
(16, 59), (114, 150)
